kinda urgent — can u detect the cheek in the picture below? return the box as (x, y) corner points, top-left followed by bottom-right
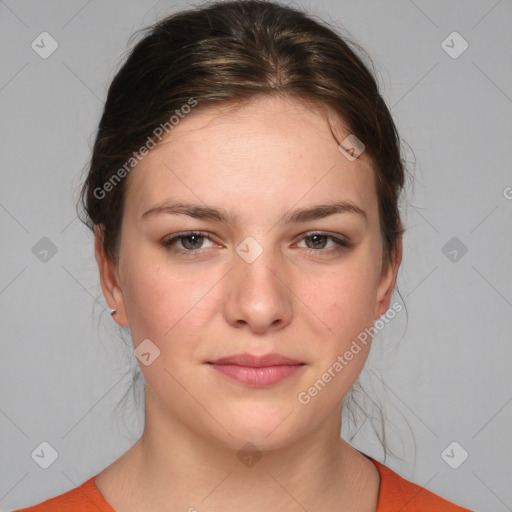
(122, 268), (169, 338)
(120, 254), (220, 347)
(303, 260), (379, 339)
(297, 258), (378, 397)
(306, 275), (376, 399)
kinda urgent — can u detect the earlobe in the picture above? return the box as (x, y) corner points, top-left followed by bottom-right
(94, 225), (128, 326)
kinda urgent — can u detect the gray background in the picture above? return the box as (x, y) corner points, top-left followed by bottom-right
(1, 1), (511, 511)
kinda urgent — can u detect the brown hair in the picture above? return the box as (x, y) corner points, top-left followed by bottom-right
(78, 0), (410, 460)
(79, 0), (406, 265)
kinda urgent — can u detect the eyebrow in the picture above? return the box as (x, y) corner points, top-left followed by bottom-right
(141, 200), (368, 225)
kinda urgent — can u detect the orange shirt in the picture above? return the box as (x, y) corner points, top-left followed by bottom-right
(13, 455), (473, 511)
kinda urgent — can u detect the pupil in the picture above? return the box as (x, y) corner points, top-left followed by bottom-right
(309, 234), (325, 249)
(185, 234), (202, 249)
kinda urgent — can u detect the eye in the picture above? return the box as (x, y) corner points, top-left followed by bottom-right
(296, 232), (351, 255)
(162, 231), (215, 255)
(162, 230), (351, 258)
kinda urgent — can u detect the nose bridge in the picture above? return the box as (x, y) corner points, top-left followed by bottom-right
(225, 235), (293, 332)
(236, 235), (285, 298)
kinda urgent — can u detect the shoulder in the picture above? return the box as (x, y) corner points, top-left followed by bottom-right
(367, 456), (474, 512)
(11, 476), (114, 512)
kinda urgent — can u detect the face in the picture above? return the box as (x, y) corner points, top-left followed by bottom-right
(95, 95), (401, 452)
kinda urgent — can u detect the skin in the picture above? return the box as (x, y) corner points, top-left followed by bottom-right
(94, 94), (402, 512)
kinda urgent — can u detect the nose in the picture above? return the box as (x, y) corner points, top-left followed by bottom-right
(223, 244), (294, 334)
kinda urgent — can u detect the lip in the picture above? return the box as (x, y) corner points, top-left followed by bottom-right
(209, 353), (303, 367)
(207, 353), (305, 387)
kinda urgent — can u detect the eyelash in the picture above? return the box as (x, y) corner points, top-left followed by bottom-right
(162, 231), (351, 257)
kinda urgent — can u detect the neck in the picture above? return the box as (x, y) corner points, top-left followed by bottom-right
(98, 385), (379, 512)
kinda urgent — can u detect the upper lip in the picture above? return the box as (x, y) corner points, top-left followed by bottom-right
(208, 353), (304, 367)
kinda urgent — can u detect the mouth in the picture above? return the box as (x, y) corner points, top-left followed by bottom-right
(207, 353), (305, 387)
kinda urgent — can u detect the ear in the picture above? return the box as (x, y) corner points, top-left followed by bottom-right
(374, 230), (403, 320)
(94, 225), (129, 326)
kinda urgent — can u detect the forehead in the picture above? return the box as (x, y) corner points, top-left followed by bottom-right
(123, 95), (378, 219)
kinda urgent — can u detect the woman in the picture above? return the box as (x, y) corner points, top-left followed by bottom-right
(14, 0), (473, 510)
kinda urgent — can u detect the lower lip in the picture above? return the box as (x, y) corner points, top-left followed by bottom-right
(209, 363), (304, 387)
